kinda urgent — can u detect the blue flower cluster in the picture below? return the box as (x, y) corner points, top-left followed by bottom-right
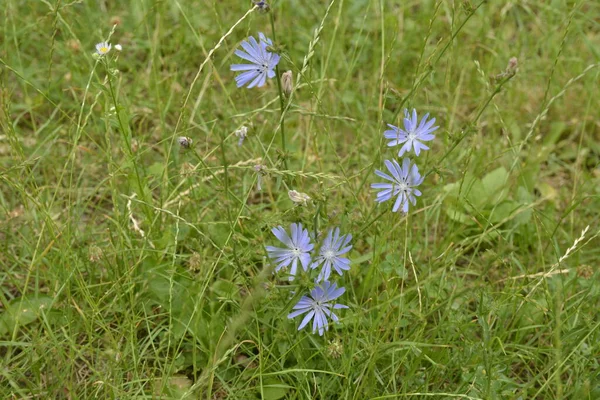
(371, 109), (439, 213)
(266, 223), (352, 335)
(227, 12), (440, 340)
(231, 32), (280, 89)
(231, 23), (351, 337)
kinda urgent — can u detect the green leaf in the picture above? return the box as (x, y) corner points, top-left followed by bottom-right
(147, 162), (165, 178)
(0, 296), (53, 336)
(445, 205), (474, 225)
(489, 200), (518, 224)
(464, 177), (488, 209)
(211, 280), (241, 302)
(262, 380), (291, 400)
(481, 167), (509, 203)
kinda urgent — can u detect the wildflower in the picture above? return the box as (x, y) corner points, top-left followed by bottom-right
(311, 227), (352, 282)
(384, 109), (438, 157)
(95, 42), (112, 56)
(178, 136), (193, 149)
(288, 190), (311, 206)
(235, 126), (248, 146)
(231, 33), (280, 89)
(115, 44), (123, 51)
(371, 158), (424, 213)
(287, 281), (348, 336)
(253, 0), (270, 12)
(281, 70), (293, 97)
(266, 223), (314, 280)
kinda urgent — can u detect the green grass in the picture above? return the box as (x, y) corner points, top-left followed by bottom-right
(1, 0), (600, 398)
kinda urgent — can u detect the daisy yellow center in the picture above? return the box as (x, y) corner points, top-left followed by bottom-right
(100, 47), (109, 53)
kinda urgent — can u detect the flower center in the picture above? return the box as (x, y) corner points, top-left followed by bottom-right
(256, 63), (269, 73)
(323, 249), (336, 259)
(394, 181), (409, 194)
(408, 131), (417, 141)
(291, 247), (302, 257)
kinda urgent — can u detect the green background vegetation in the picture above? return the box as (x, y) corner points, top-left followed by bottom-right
(1, 0), (599, 398)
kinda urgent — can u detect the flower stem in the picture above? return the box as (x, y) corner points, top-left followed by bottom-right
(269, 11), (289, 173)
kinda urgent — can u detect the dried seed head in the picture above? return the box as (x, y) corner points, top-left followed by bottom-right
(88, 245), (103, 263)
(67, 39), (81, 52)
(326, 339), (344, 359)
(577, 265), (593, 279)
(110, 16), (122, 26)
(188, 252), (202, 272)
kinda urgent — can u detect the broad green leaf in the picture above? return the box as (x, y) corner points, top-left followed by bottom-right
(445, 205), (474, 225)
(463, 178), (487, 209)
(481, 167), (509, 203)
(489, 200), (518, 224)
(0, 296), (53, 336)
(262, 380), (291, 400)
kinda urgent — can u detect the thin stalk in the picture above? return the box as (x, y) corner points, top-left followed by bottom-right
(105, 65), (152, 221)
(269, 11), (289, 172)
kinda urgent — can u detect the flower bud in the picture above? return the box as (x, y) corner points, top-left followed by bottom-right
(288, 190), (310, 206)
(178, 136), (193, 149)
(235, 126), (248, 146)
(253, 0), (270, 12)
(506, 57), (518, 76)
(254, 164), (266, 191)
(281, 70), (293, 97)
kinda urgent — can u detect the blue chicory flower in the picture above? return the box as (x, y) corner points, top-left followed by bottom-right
(266, 223), (314, 280)
(230, 33), (280, 88)
(287, 281), (348, 336)
(311, 227), (352, 283)
(384, 109), (438, 157)
(371, 158), (424, 213)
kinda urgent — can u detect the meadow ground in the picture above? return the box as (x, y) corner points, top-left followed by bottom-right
(1, 0), (600, 399)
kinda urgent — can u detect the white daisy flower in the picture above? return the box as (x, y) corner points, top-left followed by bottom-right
(95, 42), (112, 56)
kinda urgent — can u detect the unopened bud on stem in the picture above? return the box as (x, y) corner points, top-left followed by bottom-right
(281, 70), (293, 98)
